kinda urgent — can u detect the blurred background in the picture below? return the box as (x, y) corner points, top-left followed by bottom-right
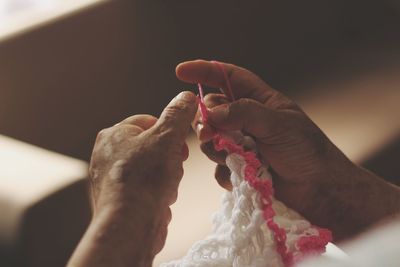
(0, 0), (399, 266)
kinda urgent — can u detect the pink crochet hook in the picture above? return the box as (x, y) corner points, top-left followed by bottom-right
(197, 82), (209, 123)
(197, 60), (235, 123)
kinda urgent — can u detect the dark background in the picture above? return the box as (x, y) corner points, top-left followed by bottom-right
(0, 0), (399, 182)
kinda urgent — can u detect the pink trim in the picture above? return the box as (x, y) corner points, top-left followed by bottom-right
(196, 61), (332, 266)
(214, 135), (294, 266)
(296, 228), (333, 257)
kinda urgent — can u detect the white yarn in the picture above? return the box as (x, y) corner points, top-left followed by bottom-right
(161, 144), (320, 267)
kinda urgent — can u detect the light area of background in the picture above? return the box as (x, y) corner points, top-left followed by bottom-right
(0, 0), (107, 41)
(297, 68), (400, 164)
(0, 134), (88, 244)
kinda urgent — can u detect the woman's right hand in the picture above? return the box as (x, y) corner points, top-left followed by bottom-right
(176, 60), (400, 241)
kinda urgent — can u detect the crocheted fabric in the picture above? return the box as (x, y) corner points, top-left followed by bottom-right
(161, 62), (332, 267)
(161, 132), (331, 267)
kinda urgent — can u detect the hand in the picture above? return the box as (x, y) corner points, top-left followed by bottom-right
(90, 91), (197, 251)
(176, 60), (348, 210)
(176, 60), (373, 240)
(75, 91), (197, 266)
(90, 91), (197, 213)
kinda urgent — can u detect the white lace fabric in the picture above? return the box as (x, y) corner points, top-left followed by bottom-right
(161, 134), (331, 267)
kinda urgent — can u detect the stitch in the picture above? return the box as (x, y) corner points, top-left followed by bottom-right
(161, 62), (331, 267)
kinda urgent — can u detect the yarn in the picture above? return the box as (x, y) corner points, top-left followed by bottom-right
(161, 61), (332, 267)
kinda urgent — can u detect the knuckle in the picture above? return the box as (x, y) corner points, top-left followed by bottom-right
(144, 130), (176, 156)
(168, 100), (189, 113)
(267, 91), (298, 110)
(96, 124), (126, 140)
(152, 126), (176, 144)
(230, 98), (259, 122)
(204, 93), (228, 107)
(203, 93), (217, 103)
(97, 127), (110, 139)
(159, 106), (187, 130)
(235, 98), (254, 109)
(94, 127), (114, 148)
(112, 124), (142, 141)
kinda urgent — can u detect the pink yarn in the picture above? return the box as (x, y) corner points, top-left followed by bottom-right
(297, 228), (333, 255)
(196, 61), (332, 266)
(197, 83), (209, 123)
(214, 135), (294, 266)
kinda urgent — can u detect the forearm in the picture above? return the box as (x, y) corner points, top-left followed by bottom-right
(67, 193), (164, 267)
(309, 157), (400, 242)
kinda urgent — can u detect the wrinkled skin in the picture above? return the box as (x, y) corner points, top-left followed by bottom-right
(176, 60), (400, 241)
(68, 92), (197, 267)
(68, 61), (400, 267)
(177, 60), (347, 216)
(89, 92), (196, 255)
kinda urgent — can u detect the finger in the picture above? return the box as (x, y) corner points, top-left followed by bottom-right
(200, 141), (227, 165)
(192, 93), (228, 127)
(208, 98), (282, 139)
(154, 91), (198, 141)
(152, 207), (172, 255)
(215, 164), (232, 191)
(194, 123), (216, 142)
(167, 190), (178, 206)
(192, 93), (229, 142)
(176, 60), (293, 108)
(119, 114), (158, 130)
(203, 93), (230, 108)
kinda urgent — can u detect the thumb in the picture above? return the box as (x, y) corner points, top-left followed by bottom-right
(208, 98), (280, 139)
(154, 91), (198, 140)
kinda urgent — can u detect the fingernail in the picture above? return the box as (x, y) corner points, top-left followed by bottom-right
(209, 105), (229, 123)
(176, 91), (196, 102)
